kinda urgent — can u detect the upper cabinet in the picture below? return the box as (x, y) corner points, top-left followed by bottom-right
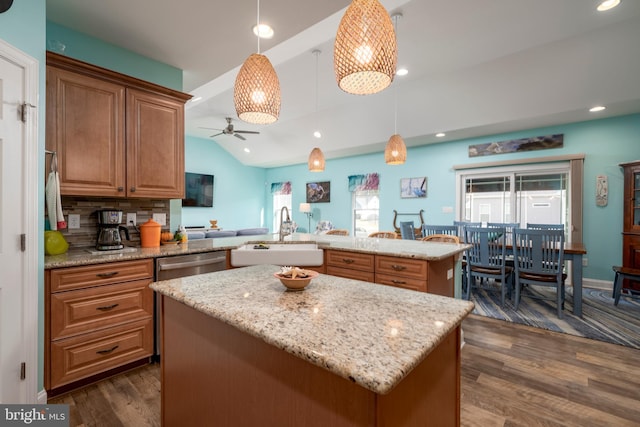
(46, 52), (191, 199)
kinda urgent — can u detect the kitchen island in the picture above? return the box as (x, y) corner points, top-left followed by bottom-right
(151, 264), (474, 427)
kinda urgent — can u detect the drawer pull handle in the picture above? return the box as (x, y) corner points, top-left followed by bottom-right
(96, 303), (119, 311)
(96, 345), (119, 355)
(391, 279), (407, 284)
(96, 271), (119, 278)
(342, 258), (355, 264)
(391, 265), (406, 271)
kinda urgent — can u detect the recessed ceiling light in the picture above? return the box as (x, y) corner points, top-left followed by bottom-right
(396, 68), (408, 76)
(589, 106), (606, 112)
(313, 130), (322, 139)
(597, 0), (620, 12)
(436, 132), (446, 138)
(244, 148), (251, 153)
(252, 24), (274, 39)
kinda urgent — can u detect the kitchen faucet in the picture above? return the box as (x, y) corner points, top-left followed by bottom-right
(279, 206), (291, 242)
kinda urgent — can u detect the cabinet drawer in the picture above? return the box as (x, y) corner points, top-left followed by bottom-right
(375, 273), (427, 292)
(50, 279), (153, 340)
(326, 266), (375, 283)
(375, 256), (428, 280)
(50, 259), (153, 293)
(50, 318), (153, 389)
(326, 250), (375, 271)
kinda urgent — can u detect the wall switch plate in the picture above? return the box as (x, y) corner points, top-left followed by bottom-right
(582, 257), (588, 267)
(126, 213), (137, 226)
(68, 214), (80, 229)
(153, 213), (166, 226)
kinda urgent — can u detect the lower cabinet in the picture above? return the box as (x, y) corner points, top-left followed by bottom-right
(45, 259), (154, 393)
(325, 249), (454, 296)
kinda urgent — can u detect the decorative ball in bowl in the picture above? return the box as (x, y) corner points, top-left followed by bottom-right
(274, 267), (319, 292)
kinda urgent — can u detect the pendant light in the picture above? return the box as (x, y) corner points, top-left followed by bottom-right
(308, 147), (325, 172)
(234, 0), (281, 124)
(384, 13), (406, 165)
(334, 0), (397, 95)
(308, 49), (325, 172)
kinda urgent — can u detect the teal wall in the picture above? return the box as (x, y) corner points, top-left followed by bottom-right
(0, 0), (47, 394)
(46, 21), (182, 90)
(183, 136), (267, 230)
(265, 114), (640, 282)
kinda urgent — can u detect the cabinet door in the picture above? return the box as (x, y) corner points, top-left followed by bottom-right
(46, 66), (126, 197)
(126, 88), (185, 199)
(624, 164), (640, 233)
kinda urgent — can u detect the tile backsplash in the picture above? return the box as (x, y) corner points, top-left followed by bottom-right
(49, 197), (171, 249)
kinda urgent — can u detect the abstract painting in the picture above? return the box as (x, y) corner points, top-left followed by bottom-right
(306, 181), (331, 203)
(401, 177), (427, 198)
(468, 134), (564, 157)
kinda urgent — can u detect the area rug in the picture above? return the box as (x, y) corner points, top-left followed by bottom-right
(470, 283), (640, 349)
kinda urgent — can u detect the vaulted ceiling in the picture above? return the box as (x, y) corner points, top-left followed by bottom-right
(46, 0), (640, 167)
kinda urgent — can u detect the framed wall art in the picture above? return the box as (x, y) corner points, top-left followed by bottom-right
(306, 181), (331, 203)
(401, 177), (427, 198)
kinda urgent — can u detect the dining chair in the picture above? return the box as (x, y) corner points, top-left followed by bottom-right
(487, 222), (519, 246)
(512, 228), (567, 318)
(526, 223), (564, 230)
(453, 221), (481, 243)
(421, 224), (458, 238)
(399, 221), (416, 240)
(326, 229), (349, 236)
(464, 226), (513, 306)
(420, 234), (460, 244)
(368, 231), (398, 239)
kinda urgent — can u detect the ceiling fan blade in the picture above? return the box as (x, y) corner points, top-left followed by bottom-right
(199, 127), (223, 131)
(234, 130), (260, 134)
(209, 132), (224, 138)
(233, 133), (247, 141)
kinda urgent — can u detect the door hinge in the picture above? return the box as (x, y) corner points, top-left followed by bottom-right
(20, 102), (36, 123)
(20, 234), (26, 252)
(20, 362), (26, 380)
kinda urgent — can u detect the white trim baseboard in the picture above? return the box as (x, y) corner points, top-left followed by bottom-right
(583, 278), (613, 291)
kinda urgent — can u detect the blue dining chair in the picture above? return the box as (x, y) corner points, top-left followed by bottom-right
(512, 228), (567, 318)
(453, 221), (481, 243)
(487, 222), (519, 246)
(421, 224), (458, 238)
(464, 226), (513, 306)
(400, 221), (416, 240)
(526, 223), (564, 230)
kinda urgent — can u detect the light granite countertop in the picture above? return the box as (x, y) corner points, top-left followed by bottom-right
(151, 264), (474, 395)
(45, 233), (469, 269)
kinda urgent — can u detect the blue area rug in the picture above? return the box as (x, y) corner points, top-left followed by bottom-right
(471, 283), (640, 349)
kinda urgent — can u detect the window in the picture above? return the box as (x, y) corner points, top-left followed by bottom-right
(353, 190), (379, 237)
(456, 161), (580, 241)
(272, 193), (292, 233)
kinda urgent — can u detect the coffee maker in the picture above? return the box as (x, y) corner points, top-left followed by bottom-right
(96, 209), (130, 250)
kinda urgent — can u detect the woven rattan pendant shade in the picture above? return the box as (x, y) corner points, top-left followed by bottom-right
(384, 134), (406, 165)
(234, 53), (281, 124)
(308, 147), (325, 172)
(334, 0), (397, 95)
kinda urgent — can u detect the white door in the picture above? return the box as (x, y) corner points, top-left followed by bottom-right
(0, 40), (39, 403)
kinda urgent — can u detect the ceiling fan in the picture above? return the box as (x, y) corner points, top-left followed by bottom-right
(201, 117), (259, 141)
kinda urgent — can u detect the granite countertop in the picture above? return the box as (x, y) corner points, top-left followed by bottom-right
(45, 233), (470, 269)
(151, 264), (474, 395)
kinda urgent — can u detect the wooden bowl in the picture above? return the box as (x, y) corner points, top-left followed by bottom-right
(274, 270), (319, 291)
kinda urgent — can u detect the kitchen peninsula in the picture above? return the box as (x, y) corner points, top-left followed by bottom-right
(151, 264), (474, 427)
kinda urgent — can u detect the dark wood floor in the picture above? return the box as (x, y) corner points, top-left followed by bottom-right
(49, 314), (640, 426)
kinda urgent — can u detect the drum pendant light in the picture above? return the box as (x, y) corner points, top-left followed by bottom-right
(334, 0), (397, 95)
(234, 0), (281, 124)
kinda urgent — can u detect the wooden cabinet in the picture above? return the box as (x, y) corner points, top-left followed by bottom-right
(46, 52), (190, 199)
(45, 259), (154, 393)
(326, 250), (375, 282)
(325, 250), (454, 296)
(621, 160), (640, 292)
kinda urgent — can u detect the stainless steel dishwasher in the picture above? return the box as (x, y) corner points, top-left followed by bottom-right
(154, 251), (227, 356)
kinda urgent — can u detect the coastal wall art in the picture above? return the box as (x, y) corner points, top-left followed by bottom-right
(306, 181), (331, 203)
(468, 134), (564, 157)
(400, 177), (427, 198)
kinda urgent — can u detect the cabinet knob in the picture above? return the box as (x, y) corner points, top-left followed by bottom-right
(391, 264), (406, 271)
(130, 187), (136, 192)
(117, 187), (124, 192)
(96, 345), (119, 355)
(342, 258), (355, 264)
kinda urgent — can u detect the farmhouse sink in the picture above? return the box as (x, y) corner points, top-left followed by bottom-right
(230, 243), (323, 267)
